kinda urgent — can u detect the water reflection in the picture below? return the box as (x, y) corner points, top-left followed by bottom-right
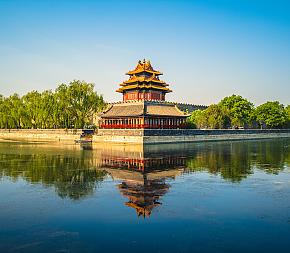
(0, 139), (289, 205)
(93, 143), (185, 216)
(0, 144), (107, 200)
(1, 139), (290, 253)
(185, 140), (290, 181)
(108, 168), (182, 217)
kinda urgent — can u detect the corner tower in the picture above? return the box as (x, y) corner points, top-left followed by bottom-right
(99, 60), (188, 129)
(117, 59), (172, 101)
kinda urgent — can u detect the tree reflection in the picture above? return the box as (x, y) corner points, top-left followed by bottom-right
(185, 142), (252, 182)
(253, 140), (289, 174)
(185, 139), (290, 182)
(0, 150), (107, 200)
(0, 139), (289, 202)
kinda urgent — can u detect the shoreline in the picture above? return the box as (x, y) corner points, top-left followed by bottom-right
(0, 129), (82, 143)
(0, 128), (290, 144)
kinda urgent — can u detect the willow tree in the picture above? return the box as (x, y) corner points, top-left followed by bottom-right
(0, 94), (7, 128)
(55, 80), (105, 129)
(0, 80), (105, 129)
(0, 93), (25, 129)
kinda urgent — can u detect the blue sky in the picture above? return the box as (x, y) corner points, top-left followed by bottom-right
(0, 0), (289, 105)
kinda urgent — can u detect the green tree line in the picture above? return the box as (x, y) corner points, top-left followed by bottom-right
(187, 94), (290, 129)
(0, 80), (106, 129)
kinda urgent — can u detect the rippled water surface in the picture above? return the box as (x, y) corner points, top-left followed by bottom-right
(1, 139), (290, 253)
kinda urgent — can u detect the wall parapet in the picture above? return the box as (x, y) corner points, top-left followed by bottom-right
(97, 129), (290, 136)
(0, 129), (82, 142)
(143, 129), (290, 136)
(0, 129), (82, 134)
(1, 128), (290, 144)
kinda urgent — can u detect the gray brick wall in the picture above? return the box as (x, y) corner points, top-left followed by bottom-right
(97, 129), (290, 137)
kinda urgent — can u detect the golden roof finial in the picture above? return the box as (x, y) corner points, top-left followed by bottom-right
(125, 59), (164, 77)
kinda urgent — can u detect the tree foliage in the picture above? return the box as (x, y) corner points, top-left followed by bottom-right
(285, 105), (290, 127)
(187, 95), (289, 129)
(186, 109), (203, 128)
(0, 80), (105, 129)
(255, 101), (287, 129)
(187, 105), (230, 129)
(219, 95), (254, 127)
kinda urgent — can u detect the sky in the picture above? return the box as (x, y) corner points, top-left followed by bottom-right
(0, 0), (289, 106)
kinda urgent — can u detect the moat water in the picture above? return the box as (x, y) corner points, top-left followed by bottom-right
(0, 139), (290, 253)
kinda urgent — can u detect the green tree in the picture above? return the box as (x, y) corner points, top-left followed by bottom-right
(219, 94), (254, 128)
(0, 94), (7, 128)
(285, 105), (290, 127)
(22, 91), (43, 128)
(55, 80), (105, 129)
(187, 105), (230, 129)
(0, 94), (26, 129)
(255, 101), (287, 128)
(186, 109), (203, 128)
(65, 80), (105, 128)
(204, 104), (230, 129)
(0, 80), (106, 129)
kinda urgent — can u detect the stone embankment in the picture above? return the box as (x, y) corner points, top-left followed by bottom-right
(95, 129), (290, 144)
(0, 129), (82, 142)
(0, 129), (290, 144)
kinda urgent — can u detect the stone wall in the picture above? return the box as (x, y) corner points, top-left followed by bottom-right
(93, 135), (143, 143)
(1, 128), (290, 144)
(0, 129), (82, 142)
(97, 129), (144, 136)
(96, 129), (290, 144)
(143, 129), (290, 136)
(97, 128), (290, 136)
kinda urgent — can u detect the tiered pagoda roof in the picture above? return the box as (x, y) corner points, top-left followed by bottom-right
(101, 101), (187, 118)
(116, 59), (172, 94)
(99, 60), (190, 129)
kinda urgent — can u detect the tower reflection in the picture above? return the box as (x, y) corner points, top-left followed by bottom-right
(1, 139), (289, 216)
(97, 143), (186, 217)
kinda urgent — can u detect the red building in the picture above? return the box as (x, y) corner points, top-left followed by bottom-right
(117, 59), (172, 101)
(100, 60), (188, 129)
